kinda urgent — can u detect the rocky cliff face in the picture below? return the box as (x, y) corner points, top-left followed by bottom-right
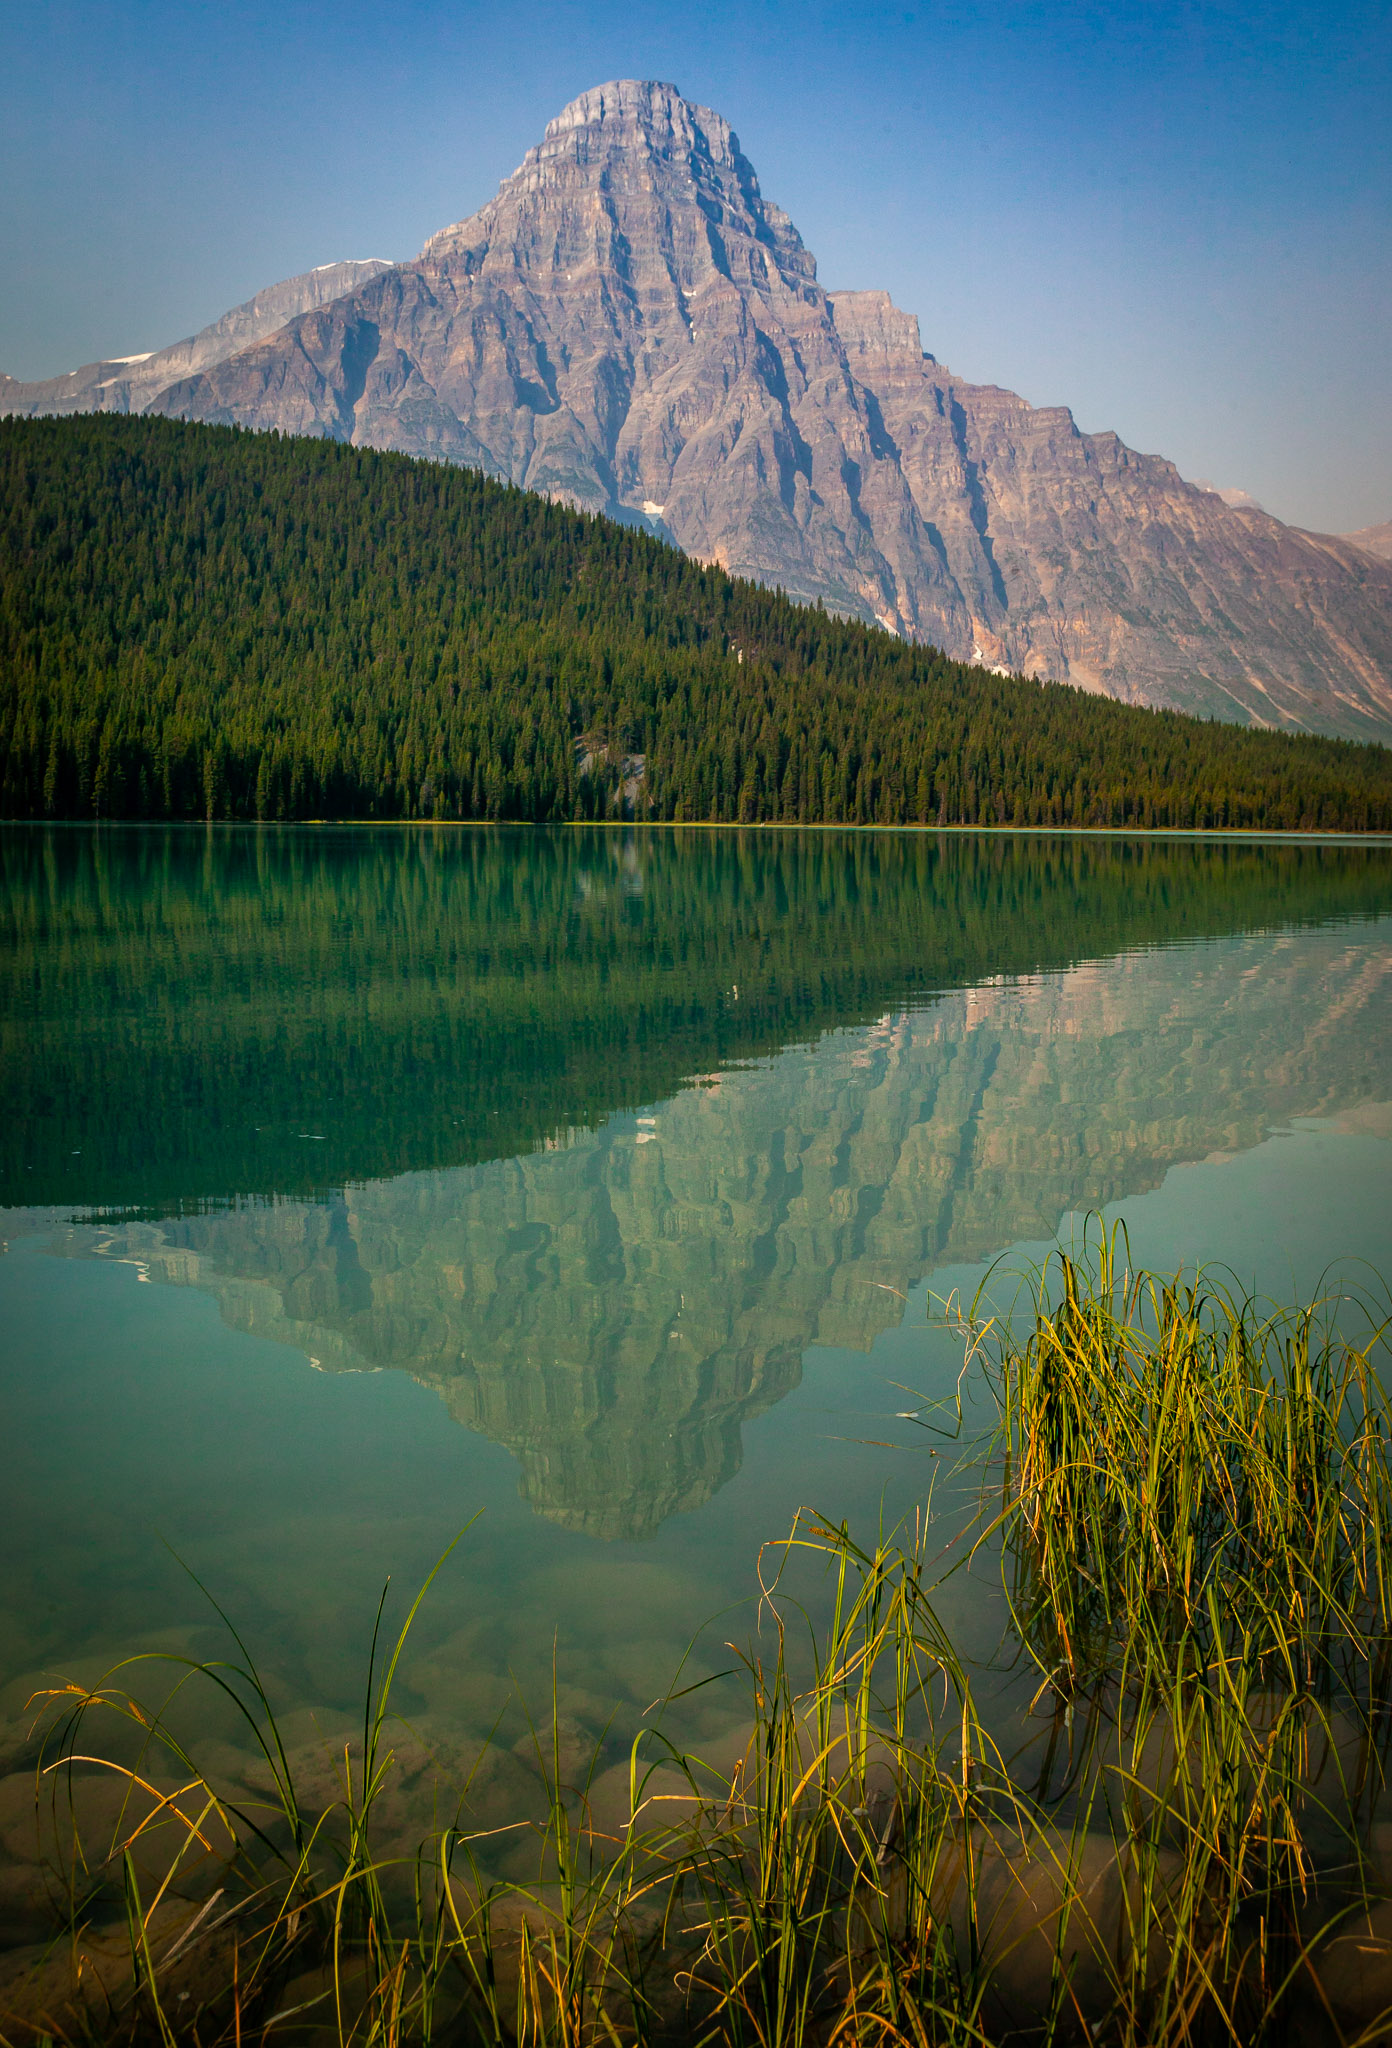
(44, 919), (1392, 1540)
(6, 80), (1391, 736)
(0, 260), (391, 418)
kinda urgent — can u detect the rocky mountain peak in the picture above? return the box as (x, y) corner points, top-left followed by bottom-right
(421, 78), (815, 294)
(5, 81), (1389, 737)
(542, 78), (736, 163)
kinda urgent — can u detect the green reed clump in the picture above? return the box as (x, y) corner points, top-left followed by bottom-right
(4, 1240), (1392, 2048)
(665, 1519), (992, 2048)
(979, 1227), (1392, 1701)
(955, 1230), (1392, 2037)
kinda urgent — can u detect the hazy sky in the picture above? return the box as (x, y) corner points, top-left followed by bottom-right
(5, 0), (1389, 533)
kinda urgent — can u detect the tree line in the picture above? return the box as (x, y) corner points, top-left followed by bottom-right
(2, 414), (1390, 831)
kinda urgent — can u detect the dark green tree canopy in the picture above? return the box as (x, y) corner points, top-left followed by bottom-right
(2, 414), (1389, 831)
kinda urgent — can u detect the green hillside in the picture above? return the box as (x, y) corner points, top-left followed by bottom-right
(2, 414), (1390, 830)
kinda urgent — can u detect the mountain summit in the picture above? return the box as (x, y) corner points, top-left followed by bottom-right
(5, 81), (1390, 736)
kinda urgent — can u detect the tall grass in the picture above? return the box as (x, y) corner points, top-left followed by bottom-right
(982, 1226), (1392, 1697)
(4, 1233), (1391, 2047)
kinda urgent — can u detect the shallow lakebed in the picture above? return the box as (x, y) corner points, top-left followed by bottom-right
(3, 823), (1391, 1837)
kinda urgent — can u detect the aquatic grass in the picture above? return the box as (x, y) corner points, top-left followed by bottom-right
(945, 1228), (1392, 2038)
(975, 1224), (1392, 1695)
(4, 1242), (1392, 2046)
(11, 1532), (497, 2048)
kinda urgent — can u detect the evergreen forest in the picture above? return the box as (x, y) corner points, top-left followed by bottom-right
(3, 413), (1391, 831)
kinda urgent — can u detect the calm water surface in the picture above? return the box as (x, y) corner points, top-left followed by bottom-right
(3, 825), (1391, 1817)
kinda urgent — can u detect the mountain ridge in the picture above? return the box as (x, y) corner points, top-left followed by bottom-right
(1341, 521), (1392, 564)
(4, 80), (1390, 738)
(0, 259), (392, 420)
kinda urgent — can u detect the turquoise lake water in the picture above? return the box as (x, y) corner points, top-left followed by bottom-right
(2, 824), (1391, 1834)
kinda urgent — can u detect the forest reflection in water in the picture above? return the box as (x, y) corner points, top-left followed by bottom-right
(27, 919), (1392, 1543)
(4, 821), (1390, 1210)
(2, 824), (1391, 1762)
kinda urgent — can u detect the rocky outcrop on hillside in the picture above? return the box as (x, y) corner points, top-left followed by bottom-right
(38, 918), (1392, 1540)
(6, 81), (1390, 736)
(0, 260), (391, 418)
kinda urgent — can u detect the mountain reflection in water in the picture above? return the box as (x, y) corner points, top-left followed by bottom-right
(7, 825), (1388, 1541)
(5, 823), (1389, 1210)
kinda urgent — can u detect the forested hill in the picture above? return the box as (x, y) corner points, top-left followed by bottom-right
(2, 414), (1390, 831)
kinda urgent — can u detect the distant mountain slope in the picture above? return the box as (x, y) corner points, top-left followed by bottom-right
(3, 414), (1390, 832)
(1341, 521), (1392, 564)
(0, 259), (391, 418)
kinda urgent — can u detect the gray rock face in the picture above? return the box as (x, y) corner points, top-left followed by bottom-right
(6, 81), (1391, 736)
(0, 260), (392, 418)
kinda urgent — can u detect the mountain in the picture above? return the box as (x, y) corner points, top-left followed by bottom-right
(0, 259), (391, 419)
(4, 81), (1391, 737)
(1341, 522), (1392, 564)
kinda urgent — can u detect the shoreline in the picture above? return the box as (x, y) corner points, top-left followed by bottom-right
(6, 817), (1392, 845)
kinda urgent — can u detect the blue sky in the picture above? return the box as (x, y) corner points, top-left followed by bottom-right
(5, 0), (1389, 532)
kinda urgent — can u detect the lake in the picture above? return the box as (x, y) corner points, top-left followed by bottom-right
(3, 823), (1391, 1849)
